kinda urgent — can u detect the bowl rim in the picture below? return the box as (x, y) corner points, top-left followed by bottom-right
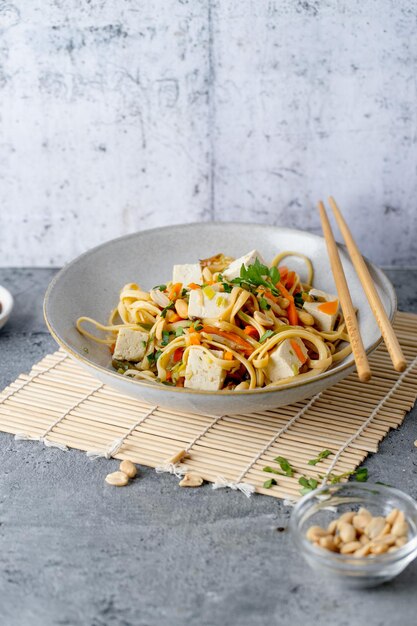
(290, 482), (417, 568)
(0, 284), (14, 322)
(43, 222), (397, 397)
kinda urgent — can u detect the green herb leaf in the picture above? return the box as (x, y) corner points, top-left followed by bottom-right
(161, 330), (170, 346)
(355, 467), (368, 482)
(181, 288), (188, 297)
(259, 330), (275, 343)
(263, 478), (277, 489)
(269, 265), (280, 285)
(259, 296), (271, 310)
(161, 302), (175, 318)
(222, 282), (233, 293)
(175, 326), (185, 337)
(153, 284), (167, 291)
(263, 466), (285, 476)
(274, 456), (294, 477)
(193, 323), (203, 332)
(230, 258), (280, 296)
(308, 449), (332, 466)
(298, 475), (318, 495)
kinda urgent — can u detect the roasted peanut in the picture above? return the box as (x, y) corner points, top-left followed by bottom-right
(319, 536), (337, 552)
(297, 310), (315, 326)
(119, 459), (137, 479)
(166, 449), (188, 465)
(364, 516), (386, 539)
(386, 508), (400, 525)
(175, 298), (189, 319)
(327, 519), (338, 534)
(338, 511), (356, 525)
(105, 471), (129, 487)
(179, 473), (203, 488)
(306, 525), (328, 542)
(392, 518), (408, 538)
(340, 541), (362, 554)
(339, 522), (356, 543)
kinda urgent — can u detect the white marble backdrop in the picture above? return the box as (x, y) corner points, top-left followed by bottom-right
(0, 0), (416, 267)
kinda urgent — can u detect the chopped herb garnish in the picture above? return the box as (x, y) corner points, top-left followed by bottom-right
(181, 288), (188, 297)
(147, 350), (162, 366)
(161, 330), (170, 346)
(355, 467), (368, 482)
(193, 323), (203, 331)
(259, 330), (275, 343)
(308, 449), (332, 466)
(161, 302), (175, 318)
(259, 296), (271, 310)
(230, 258), (281, 296)
(294, 292), (304, 306)
(274, 456), (294, 477)
(222, 282), (233, 293)
(175, 326), (185, 337)
(263, 478), (277, 489)
(263, 466), (285, 476)
(141, 340), (147, 348)
(153, 284), (167, 291)
(298, 476), (319, 495)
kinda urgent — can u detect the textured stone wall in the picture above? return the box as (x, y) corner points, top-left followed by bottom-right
(0, 1), (416, 266)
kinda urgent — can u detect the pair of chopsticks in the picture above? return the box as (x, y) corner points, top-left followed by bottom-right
(318, 197), (406, 382)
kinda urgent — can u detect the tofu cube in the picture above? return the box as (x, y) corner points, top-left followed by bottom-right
(222, 249), (265, 281)
(303, 289), (339, 332)
(172, 263), (203, 286)
(266, 338), (308, 381)
(188, 288), (233, 319)
(184, 348), (226, 391)
(113, 328), (148, 362)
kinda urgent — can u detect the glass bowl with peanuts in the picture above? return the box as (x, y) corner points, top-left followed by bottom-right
(290, 482), (417, 588)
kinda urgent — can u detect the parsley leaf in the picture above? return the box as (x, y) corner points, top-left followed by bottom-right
(230, 258), (281, 296)
(298, 476), (318, 495)
(274, 456), (294, 477)
(175, 326), (185, 337)
(355, 467), (368, 482)
(147, 350), (162, 366)
(263, 466), (286, 476)
(222, 282), (233, 293)
(259, 330), (275, 343)
(153, 284), (167, 291)
(263, 478), (277, 489)
(308, 449), (332, 466)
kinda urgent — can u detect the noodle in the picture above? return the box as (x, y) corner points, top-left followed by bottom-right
(76, 251), (351, 391)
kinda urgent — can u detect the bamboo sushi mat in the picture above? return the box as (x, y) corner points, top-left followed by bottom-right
(1, 311), (417, 500)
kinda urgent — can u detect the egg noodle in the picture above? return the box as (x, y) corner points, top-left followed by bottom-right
(76, 251), (352, 391)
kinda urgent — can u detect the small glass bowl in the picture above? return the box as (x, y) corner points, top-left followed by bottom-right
(290, 482), (417, 588)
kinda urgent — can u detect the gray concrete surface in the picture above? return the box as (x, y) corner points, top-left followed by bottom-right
(0, 268), (417, 626)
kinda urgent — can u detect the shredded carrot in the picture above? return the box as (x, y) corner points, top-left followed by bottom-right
(278, 265), (288, 280)
(277, 282), (298, 326)
(173, 348), (184, 363)
(168, 282), (182, 301)
(243, 325), (259, 339)
(189, 333), (201, 345)
(202, 325), (253, 355)
(290, 339), (307, 365)
(169, 313), (182, 323)
(176, 377), (184, 387)
(318, 300), (338, 315)
(188, 283), (200, 290)
(165, 370), (172, 381)
(224, 351), (234, 360)
(286, 271), (296, 289)
(109, 343), (115, 354)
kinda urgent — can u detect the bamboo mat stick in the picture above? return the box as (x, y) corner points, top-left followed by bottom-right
(329, 196), (406, 372)
(318, 200), (371, 382)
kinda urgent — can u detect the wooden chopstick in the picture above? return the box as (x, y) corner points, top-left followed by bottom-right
(318, 201), (372, 382)
(328, 196), (407, 373)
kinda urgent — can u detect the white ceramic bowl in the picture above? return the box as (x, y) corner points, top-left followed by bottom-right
(44, 223), (396, 415)
(0, 285), (14, 331)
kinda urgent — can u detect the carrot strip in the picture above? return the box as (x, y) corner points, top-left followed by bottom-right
(278, 266), (289, 280)
(277, 282), (298, 326)
(169, 313), (183, 323)
(189, 333), (201, 345)
(243, 325), (259, 339)
(286, 271), (296, 288)
(168, 282), (182, 301)
(187, 283), (200, 290)
(290, 339), (307, 365)
(224, 351), (234, 360)
(318, 300), (338, 315)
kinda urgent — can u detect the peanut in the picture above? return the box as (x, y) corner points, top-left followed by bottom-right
(364, 516), (386, 539)
(338, 511), (356, 525)
(340, 541), (362, 554)
(166, 449), (188, 465)
(105, 471), (129, 487)
(353, 514), (370, 532)
(179, 473), (203, 488)
(119, 459), (137, 479)
(297, 310), (315, 326)
(175, 298), (189, 319)
(396, 536), (408, 547)
(339, 522), (356, 543)
(327, 519), (338, 534)
(392, 519), (408, 538)
(353, 544), (372, 557)
(386, 508), (400, 525)
(319, 536), (338, 552)
(306, 525), (328, 542)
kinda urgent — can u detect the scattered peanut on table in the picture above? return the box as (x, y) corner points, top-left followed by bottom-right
(105, 460), (138, 487)
(179, 473), (204, 488)
(306, 508), (409, 557)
